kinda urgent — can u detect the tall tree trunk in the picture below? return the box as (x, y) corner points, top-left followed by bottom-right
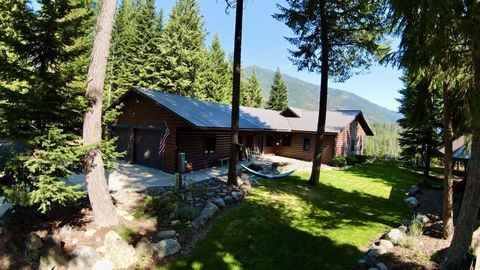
(308, 0), (328, 186)
(227, 0), (243, 186)
(441, 31), (480, 270)
(442, 82), (454, 239)
(82, 0), (119, 227)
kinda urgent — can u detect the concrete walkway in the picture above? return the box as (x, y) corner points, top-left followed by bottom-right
(67, 156), (332, 192)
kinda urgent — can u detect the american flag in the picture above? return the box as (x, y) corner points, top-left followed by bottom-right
(158, 121), (170, 156)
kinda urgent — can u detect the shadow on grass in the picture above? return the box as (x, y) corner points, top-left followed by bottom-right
(157, 162), (420, 270)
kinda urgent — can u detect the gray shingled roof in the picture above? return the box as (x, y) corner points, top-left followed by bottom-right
(132, 88), (373, 134)
(439, 136), (471, 160)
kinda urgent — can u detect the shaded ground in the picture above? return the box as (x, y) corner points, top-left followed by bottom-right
(159, 161), (420, 270)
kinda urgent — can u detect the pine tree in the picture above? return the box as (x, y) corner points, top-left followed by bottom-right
(158, 0), (207, 99)
(275, 0), (389, 186)
(107, 0), (137, 103)
(266, 68), (288, 110)
(200, 34), (232, 103)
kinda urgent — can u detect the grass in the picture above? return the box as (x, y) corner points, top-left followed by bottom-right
(117, 225), (138, 243)
(160, 161), (420, 270)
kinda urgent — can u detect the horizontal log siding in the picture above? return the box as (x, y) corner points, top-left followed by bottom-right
(178, 130), (230, 171)
(114, 92), (191, 173)
(275, 133), (335, 164)
(334, 120), (367, 157)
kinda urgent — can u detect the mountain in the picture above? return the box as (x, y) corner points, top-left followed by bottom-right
(243, 66), (401, 123)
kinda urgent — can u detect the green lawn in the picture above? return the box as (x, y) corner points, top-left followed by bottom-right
(161, 161), (420, 270)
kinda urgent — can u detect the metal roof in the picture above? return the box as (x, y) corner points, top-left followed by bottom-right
(439, 136), (471, 160)
(132, 88), (373, 134)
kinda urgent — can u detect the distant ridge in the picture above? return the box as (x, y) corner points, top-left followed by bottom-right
(243, 65), (401, 123)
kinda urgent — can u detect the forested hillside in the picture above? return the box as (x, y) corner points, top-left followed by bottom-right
(364, 122), (402, 157)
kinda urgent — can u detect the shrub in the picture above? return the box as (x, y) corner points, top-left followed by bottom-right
(332, 157), (347, 167)
(353, 155), (368, 164)
(346, 156), (356, 166)
(175, 204), (200, 222)
(133, 194), (177, 220)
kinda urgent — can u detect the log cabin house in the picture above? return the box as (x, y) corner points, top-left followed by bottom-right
(112, 88), (374, 173)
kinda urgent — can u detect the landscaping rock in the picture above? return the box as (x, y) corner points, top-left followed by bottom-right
(135, 237), (154, 260)
(239, 181), (252, 195)
(224, 195), (234, 202)
(408, 185), (422, 196)
(431, 220), (443, 231)
(367, 245), (387, 257)
(152, 239), (181, 259)
(68, 245), (101, 270)
(92, 258), (114, 270)
(59, 224), (77, 236)
(104, 230), (136, 269)
(404, 196), (419, 209)
(415, 213), (430, 224)
(377, 262), (388, 270)
(39, 239), (67, 270)
(206, 191), (216, 197)
(212, 198), (226, 208)
(171, 220), (181, 226)
(231, 191), (243, 200)
(398, 225), (408, 234)
(201, 202), (219, 219)
(85, 229), (97, 237)
(25, 232), (43, 260)
(157, 230), (177, 239)
(357, 256), (377, 269)
(385, 228), (405, 244)
(186, 192), (193, 201)
(378, 239), (394, 250)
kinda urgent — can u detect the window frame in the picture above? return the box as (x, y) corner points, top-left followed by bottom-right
(203, 136), (216, 154)
(303, 137), (310, 151)
(281, 134), (292, 147)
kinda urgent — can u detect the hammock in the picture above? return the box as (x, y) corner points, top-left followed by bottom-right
(241, 164), (295, 179)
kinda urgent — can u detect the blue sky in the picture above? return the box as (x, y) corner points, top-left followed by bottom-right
(154, 0), (404, 111)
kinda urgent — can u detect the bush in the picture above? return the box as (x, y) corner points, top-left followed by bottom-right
(332, 157), (347, 167)
(346, 156), (356, 166)
(353, 155), (368, 164)
(133, 194), (177, 220)
(175, 204), (200, 222)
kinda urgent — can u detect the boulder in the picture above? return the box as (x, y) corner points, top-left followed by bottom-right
(212, 198), (226, 208)
(171, 220), (181, 226)
(152, 239), (181, 259)
(367, 245), (387, 257)
(231, 191), (243, 200)
(104, 230), (136, 269)
(239, 182), (252, 195)
(224, 195), (234, 202)
(68, 245), (101, 270)
(377, 262), (388, 270)
(200, 202), (219, 219)
(39, 239), (67, 270)
(157, 230), (176, 239)
(0, 197), (11, 219)
(385, 228), (405, 244)
(357, 256), (377, 269)
(25, 232), (43, 260)
(206, 191), (216, 197)
(398, 225), (408, 234)
(378, 239), (394, 250)
(415, 213), (430, 224)
(135, 237), (154, 261)
(431, 220), (444, 231)
(404, 197), (419, 209)
(92, 258), (114, 270)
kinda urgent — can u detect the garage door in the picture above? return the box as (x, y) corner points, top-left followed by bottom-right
(134, 128), (164, 170)
(111, 127), (129, 161)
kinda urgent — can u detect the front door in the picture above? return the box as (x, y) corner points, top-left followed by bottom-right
(257, 136), (264, 154)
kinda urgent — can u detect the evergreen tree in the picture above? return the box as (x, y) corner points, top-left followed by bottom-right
(201, 34), (232, 103)
(275, 0), (389, 186)
(397, 73), (442, 177)
(158, 0), (207, 99)
(107, 0), (137, 103)
(266, 68), (288, 110)
(246, 69), (263, 108)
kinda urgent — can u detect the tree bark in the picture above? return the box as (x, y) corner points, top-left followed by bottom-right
(308, 0), (328, 186)
(442, 82), (454, 239)
(227, 0), (243, 186)
(441, 28), (480, 269)
(82, 0), (119, 227)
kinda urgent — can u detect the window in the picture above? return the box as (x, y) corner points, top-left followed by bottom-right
(265, 136), (274, 147)
(281, 134), (291, 147)
(350, 136), (357, 153)
(303, 138), (310, 151)
(204, 137), (216, 154)
(239, 136), (243, 145)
